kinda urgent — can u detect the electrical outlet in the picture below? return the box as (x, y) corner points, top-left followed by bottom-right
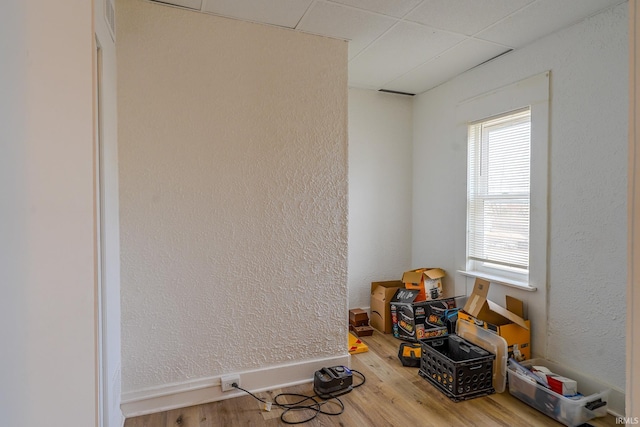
(221, 375), (240, 392)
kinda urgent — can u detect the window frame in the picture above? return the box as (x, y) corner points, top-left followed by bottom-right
(456, 72), (550, 291)
(467, 108), (531, 280)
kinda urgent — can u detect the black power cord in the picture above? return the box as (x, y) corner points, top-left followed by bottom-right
(232, 369), (365, 425)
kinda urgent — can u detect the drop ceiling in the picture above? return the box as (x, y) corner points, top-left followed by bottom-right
(150, 0), (626, 95)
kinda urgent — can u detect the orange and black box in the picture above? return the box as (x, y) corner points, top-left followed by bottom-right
(390, 289), (461, 342)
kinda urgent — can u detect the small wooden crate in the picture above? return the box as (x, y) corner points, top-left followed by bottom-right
(349, 308), (369, 327)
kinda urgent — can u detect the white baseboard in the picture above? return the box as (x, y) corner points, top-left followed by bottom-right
(121, 353), (350, 418)
(605, 388), (625, 418)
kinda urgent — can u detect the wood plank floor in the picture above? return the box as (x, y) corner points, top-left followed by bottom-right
(125, 332), (618, 426)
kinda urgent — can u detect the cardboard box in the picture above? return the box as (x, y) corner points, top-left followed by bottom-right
(548, 375), (578, 396)
(402, 268), (445, 302)
(459, 278), (531, 360)
(531, 367), (578, 396)
(390, 288), (460, 341)
(370, 281), (403, 334)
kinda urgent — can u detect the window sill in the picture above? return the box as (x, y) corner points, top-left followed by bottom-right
(457, 270), (537, 292)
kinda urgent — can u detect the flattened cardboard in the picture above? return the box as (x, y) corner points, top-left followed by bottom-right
(506, 296), (524, 318)
(370, 280), (403, 334)
(463, 278), (529, 330)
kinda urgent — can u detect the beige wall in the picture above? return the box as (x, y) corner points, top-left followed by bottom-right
(117, 0), (348, 410)
(0, 0), (98, 426)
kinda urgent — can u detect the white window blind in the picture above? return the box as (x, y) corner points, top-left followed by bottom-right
(468, 108), (531, 272)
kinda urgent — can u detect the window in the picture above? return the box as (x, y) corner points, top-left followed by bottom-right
(456, 72), (549, 291)
(467, 109), (531, 281)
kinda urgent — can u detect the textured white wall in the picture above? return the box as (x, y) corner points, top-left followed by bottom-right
(348, 89), (413, 309)
(413, 2), (627, 395)
(0, 0), (98, 425)
(118, 0), (348, 393)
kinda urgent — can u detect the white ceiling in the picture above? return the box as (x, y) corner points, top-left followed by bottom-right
(151, 0), (625, 95)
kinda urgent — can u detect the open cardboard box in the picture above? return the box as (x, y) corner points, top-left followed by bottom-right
(370, 281), (403, 334)
(459, 278), (531, 360)
(402, 268), (445, 302)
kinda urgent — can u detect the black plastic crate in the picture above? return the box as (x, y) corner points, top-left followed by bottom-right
(419, 334), (495, 401)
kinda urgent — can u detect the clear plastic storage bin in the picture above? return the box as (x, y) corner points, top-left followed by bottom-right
(507, 358), (609, 427)
(456, 319), (508, 393)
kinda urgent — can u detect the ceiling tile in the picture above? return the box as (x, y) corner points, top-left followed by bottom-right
(326, 0), (423, 18)
(406, 0), (534, 36)
(201, 0), (313, 28)
(298, 2), (397, 59)
(382, 39), (510, 94)
(476, 0), (625, 47)
(348, 21), (465, 88)
(158, 0), (624, 95)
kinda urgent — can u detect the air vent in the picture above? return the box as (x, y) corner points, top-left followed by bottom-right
(150, 0), (203, 10)
(378, 89), (415, 96)
(104, 0), (116, 41)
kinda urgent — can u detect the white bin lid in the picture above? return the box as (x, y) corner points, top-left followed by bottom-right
(456, 320), (508, 393)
